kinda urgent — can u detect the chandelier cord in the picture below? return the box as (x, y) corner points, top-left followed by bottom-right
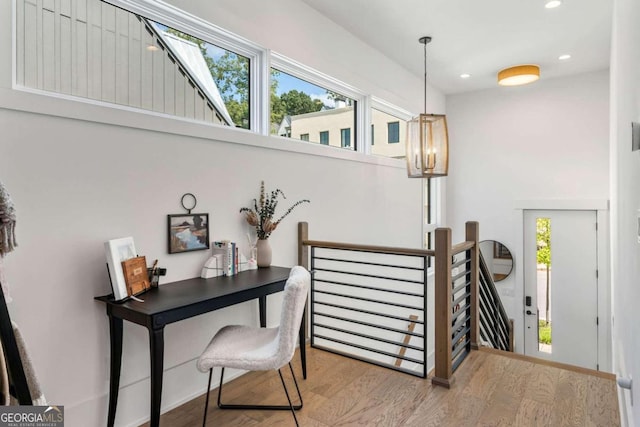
(424, 40), (427, 114)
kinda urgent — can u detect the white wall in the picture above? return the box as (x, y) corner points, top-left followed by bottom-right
(446, 70), (610, 358)
(0, 1), (445, 426)
(610, 0), (640, 424)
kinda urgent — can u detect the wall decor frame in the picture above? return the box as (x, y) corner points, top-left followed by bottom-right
(104, 236), (137, 301)
(168, 213), (210, 254)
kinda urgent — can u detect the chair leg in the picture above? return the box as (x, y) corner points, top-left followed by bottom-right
(216, 363), (303, 411)
(278, 366), (299, 427)
(202, 368), (213, 427)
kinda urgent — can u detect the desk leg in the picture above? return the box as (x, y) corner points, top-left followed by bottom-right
(107, 315), (123, 427)
(258, 296), (267, 327)
(149, 327), (165, 427)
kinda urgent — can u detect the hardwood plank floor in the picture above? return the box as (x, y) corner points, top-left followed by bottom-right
(141, 346), (619, 427)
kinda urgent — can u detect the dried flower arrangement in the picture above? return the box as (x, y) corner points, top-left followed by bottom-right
(240, 181), (310, 240)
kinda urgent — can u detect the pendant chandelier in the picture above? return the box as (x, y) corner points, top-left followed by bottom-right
(406, 36), (449, 178)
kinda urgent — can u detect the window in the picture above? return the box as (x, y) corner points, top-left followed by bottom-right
(341, 128), (351, 148)
(270, 66), (357, 150)
(370, 105), (411, 159)
(15, 0), (252, 128)
(300, 133), (309, 141)
(388, 121), (400, 143)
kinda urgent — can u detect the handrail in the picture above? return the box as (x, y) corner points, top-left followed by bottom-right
(301, 239), (435, 257)
(451, 241), (474, 255)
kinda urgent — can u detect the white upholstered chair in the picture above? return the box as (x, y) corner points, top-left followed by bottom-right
(197, 266), (310, 426)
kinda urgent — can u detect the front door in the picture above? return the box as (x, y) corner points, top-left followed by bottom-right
(523, 210), (598, 369)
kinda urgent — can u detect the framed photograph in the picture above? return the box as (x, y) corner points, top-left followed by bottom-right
(104, 237), (137, 301)
(168, 213), (210, 254)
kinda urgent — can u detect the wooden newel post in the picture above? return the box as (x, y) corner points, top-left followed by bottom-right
(432, 227), (453, 388)
(298, 222), (309, 269)
(298, 222), (309, 345)
(466, 221), (480, 351)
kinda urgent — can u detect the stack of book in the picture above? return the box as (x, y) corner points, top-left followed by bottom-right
(211, 240), (239, 276)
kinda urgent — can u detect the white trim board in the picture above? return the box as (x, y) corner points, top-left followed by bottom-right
(514, 199), (609, 210)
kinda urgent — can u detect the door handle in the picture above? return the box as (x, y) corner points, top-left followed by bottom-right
(526, 310), (537, 316)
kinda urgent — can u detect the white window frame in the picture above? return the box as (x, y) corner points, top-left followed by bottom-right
(7, 0), (414, 170)
(102, 0), (269, 133)
(270, 52), (366, 152)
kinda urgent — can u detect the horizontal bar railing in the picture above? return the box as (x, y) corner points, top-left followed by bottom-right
(298, 221), (481, 386)
(299, 223), (429, 378)
(432, 221), (479, 389)
(478, 251), (514, 351)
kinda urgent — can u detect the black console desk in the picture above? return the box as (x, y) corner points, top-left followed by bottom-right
(95, 266), (306, 427)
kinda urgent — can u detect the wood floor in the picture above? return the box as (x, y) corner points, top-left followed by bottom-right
(142, 346), (620, 427)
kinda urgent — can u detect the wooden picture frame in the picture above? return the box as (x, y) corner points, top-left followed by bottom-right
(122, 256), (151, 296)
(168, 213), (210, 254)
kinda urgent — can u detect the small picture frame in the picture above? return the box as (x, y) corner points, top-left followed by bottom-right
(168, 213), (210, 254)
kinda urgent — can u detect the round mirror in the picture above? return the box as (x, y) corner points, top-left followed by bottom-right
(479, 240), (514, 282)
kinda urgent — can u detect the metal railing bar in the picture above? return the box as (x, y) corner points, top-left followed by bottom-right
(451, 269), (468, 285)
(314, 268), (425, 285)
(312, 256), (424, 271)
(311, 345), (425, 378)
(452, 325), (471, 346)
(452, 290), (471, 308)
(314, 323), (424, 352)
(304, 239), (435, 257)
(451, 257), (470, 270)
(452, 313), (470, 333)
(452, 280), (470, 296)
(314, 289), (423, 311)
(314, 334), (424, 365)
(452, 348), (469, 372)
(314, 279), (424, 298)
(451, 336), (470, 361)
(314, 300), (425, 325)
(314, 311), (424, 338)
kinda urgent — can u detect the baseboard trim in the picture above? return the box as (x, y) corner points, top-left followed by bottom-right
(478, 347), (615, 380)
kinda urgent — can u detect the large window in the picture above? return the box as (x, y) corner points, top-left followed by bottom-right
(270, 68), (357, 150)
(15, 0), (251, 128)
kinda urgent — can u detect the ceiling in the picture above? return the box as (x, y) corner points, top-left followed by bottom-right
(299, 0), (613, 95)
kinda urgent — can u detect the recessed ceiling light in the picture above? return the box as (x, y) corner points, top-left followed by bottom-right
(545, 0), (562, 9)
(146, 44), (160, 52)
(460, 73), (471, 79)
(558, 54), (571, 60)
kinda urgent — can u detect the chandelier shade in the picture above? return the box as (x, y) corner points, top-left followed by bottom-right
(406, 113), (449, 177)
(406, 36), (449, 178)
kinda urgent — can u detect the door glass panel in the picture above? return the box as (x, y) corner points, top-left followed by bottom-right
(536, 217), (552, 353)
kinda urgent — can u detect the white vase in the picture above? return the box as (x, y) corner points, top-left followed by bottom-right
(256, 239), (272, 268)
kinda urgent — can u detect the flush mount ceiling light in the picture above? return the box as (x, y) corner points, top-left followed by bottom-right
(545, 0), (562, 8)
(497, 65), (540, 86)
(460, 73), (471, 79)
(406, 36), (449, 178)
